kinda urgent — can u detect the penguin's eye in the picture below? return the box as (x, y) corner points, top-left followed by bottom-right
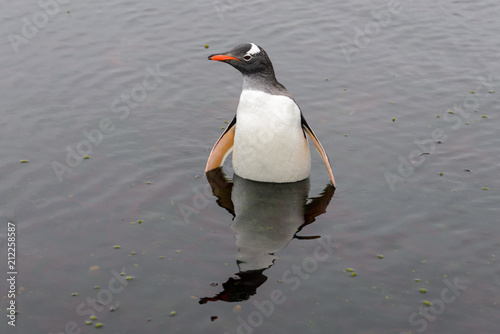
(243, 55), (252, 61)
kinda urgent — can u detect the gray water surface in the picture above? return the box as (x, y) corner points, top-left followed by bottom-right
(1, 0), (499, 333)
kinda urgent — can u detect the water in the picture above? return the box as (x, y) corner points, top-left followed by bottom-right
(1, 0), (499, 333)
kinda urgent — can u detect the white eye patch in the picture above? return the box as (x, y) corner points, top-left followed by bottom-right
(247, 43), (261, 55)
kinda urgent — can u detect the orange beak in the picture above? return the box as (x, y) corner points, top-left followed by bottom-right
(208, 54), (240, 61)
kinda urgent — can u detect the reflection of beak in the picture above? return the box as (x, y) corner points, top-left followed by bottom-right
(208, 54), (240, 61)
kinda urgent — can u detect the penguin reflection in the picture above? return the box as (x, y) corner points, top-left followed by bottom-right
(199, 168), (334, 304)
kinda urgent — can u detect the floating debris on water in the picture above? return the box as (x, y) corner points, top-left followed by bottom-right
(170, 311), (177, 316)
(204, 44), (209, 49)
(20, 160), (29, 163)
(392, 117), (396, 122)
(423, 300), (431, 306)
(482, 187), (489, 190)
(346, 268), (354, 272)
(377, 254), (384, 259)
(72, 293), (78, 296)
(95, 323), (103, 328)
(83, 156), (89, 159)
(420, 288), (427, 293)
(113, 245), (121, 249)
(85, 320), (92, 325)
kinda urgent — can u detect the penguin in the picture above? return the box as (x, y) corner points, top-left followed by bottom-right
(206, 43), (336, 188)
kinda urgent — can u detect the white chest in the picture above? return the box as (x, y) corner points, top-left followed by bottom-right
(232, 90), (311, 182)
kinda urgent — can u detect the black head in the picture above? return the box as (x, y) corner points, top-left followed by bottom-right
(208, 43), (276, 78)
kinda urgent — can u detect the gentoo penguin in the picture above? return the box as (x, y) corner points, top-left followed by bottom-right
(206, 43), (336, 188)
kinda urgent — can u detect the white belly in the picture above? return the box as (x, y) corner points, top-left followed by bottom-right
(233, 90), (311, 183)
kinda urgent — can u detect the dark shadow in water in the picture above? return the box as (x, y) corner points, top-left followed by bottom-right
(199, 167), (334, 304)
